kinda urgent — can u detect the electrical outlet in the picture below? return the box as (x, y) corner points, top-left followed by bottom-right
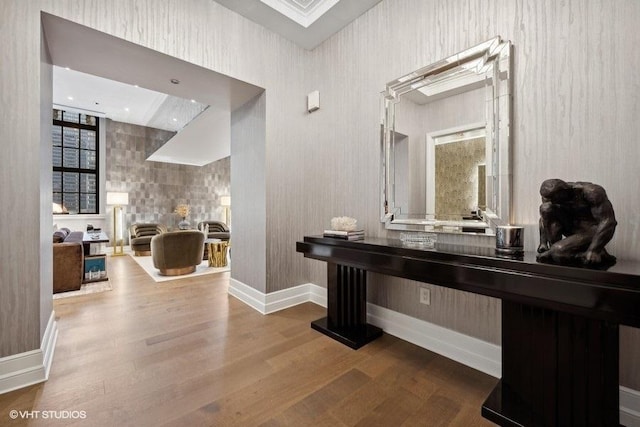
(419, 287), (431, 305)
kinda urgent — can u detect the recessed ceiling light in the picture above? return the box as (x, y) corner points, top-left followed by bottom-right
(172, 118), (178, 122)
(134, 84), (139, 88)
(124, 107), (130, 112)
(64, 67), (70, 70)
(190, 99), (196, 103)
(67, 96), (73, 100)
(170, 78), (180, 85)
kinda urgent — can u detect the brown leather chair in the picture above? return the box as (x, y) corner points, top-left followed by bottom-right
(151, 230), (204, 276)
(197, 221), (230, 260)
(129, 223), (166, 255)
(53, 242), (84, 293)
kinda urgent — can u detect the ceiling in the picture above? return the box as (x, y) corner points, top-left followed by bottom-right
(43, 0), (376, 165)
(213, 0), (382, 50)
(53, 66), (208, 133)
(42, 13), (264, 166)
(147, 106), (231, 166)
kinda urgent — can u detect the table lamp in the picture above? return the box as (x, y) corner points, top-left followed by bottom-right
(220, 195), (231, 226)
(106, 191), (129, 256)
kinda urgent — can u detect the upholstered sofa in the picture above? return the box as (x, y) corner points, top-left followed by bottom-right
(53, 228), (84, 293)
(197, 220), (230, 260)
(129, 223), (166, 255)
(151, 230), (204, 276)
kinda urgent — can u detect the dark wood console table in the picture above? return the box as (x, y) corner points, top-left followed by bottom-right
(296, 236), (640, 426)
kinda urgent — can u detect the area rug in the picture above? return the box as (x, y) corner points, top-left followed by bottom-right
(128, 254), (230, 282)
(53, 279), (112, 300)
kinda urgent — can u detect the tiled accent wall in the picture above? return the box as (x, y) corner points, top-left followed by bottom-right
(105, 119), (230, 242)
(435, 137), (485, 218)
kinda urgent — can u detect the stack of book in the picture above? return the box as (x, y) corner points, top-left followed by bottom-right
(323, 229), (365, 240)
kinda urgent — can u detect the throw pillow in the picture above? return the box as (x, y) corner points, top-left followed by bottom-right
(53, 230), (67, 243)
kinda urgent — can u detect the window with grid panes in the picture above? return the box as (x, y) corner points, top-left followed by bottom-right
(52, 109), (99, 214)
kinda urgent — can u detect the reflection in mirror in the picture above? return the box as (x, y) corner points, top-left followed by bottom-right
(429, 127), (486, 218)
(381, 37), (512, 235)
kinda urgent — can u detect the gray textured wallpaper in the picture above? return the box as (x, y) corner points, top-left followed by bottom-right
(105, 120), (230, 242)
(3, 0), (639, 390)
(230, 93), (267, 293)
(307, 0), (640, 386)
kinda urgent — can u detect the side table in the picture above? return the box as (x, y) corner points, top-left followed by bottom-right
(82, 231), (110, 283)
(205, 238), (229, 267)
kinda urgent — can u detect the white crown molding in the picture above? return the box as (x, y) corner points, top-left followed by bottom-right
(0, 311), (58, 395)
(260, 0), (339, 28)
(214, 0), (383, 50)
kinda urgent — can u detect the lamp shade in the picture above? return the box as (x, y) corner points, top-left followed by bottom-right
(220, 196), (231, 207)
(106, 191), (129, 206)
(52, 202), (67, 213)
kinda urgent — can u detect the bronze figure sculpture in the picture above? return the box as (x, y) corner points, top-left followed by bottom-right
(537, 179), (617, 266)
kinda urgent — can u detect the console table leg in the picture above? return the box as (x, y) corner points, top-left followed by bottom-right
(482, 301), (619, 426)
(311, 263), (382, 349)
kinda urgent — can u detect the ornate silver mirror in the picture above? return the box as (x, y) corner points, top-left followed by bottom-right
(381, 37), (512, 234)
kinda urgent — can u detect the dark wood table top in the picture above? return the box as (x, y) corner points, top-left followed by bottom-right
(297, 236), (640, 327)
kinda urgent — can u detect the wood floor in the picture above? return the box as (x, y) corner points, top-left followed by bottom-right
(0, 255), (498, 426)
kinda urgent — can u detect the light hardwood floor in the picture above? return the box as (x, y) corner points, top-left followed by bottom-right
(0, 255), (497, 426)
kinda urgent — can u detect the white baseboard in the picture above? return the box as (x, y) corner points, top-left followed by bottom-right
(365, 302), (501, 378)
(231, 281), (639, 422)
(231, 282), (500, 377)
(228, 279), (317, 314)
(228, 278), (266, 313)
(309, 283), (327, 308)
(0, 311), (58, 395)
(621, 386), (640, 427)
(41, 310), (58, 380)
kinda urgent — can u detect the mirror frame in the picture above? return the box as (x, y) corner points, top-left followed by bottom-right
(380, 36), (513, 235)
